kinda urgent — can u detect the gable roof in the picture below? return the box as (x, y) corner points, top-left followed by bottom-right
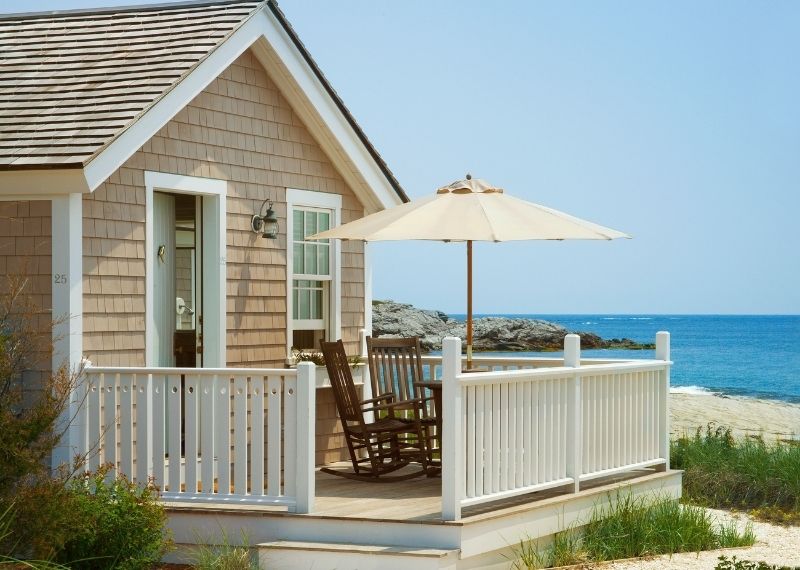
(0, 0), (407, 206)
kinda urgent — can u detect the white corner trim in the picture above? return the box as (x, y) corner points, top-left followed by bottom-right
(144, 171), (227, 367)
(286, 188), (342, 356)
(51, 193), (83, 468)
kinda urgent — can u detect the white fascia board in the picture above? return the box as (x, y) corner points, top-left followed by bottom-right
(249, 11), (403, 212)
(0, 168), (90, 196)
(82, 10), (267, 192)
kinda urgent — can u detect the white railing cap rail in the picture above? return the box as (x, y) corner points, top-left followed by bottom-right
(455, 359), (671, 386)
(84, 365), (298, 376)
(421, 355), (644, 365)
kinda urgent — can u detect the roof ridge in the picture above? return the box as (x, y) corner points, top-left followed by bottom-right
(0, 0), (263, 22)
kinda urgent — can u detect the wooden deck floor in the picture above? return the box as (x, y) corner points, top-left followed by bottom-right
(311, 462), (663, 523)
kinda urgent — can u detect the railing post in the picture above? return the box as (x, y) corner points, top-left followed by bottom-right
(295, 362), (316, 513)
(442, 336), (463, 521)
(564, 334), (581, 493)
(656, 331), (670, 470)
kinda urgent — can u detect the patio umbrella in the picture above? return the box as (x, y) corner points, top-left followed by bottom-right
(309, 175), (630, 369)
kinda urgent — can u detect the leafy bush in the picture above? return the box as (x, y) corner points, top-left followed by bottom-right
(54, 465), (171, 570)
(715, 555), (800, 570)
(513, 493), (755, 568)
(0, 274), (171, 568)
(0, 273), (85, 561)
(672, 424), (800, 522)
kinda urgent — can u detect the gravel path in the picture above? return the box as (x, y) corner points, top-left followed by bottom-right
(606, 509), (800, 569)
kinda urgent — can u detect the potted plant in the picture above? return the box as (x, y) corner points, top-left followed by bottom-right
(287, 348), (365, 388)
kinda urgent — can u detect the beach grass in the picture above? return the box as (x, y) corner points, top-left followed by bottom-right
(672, 424), (800, 523)
(512, 492), (754, 568)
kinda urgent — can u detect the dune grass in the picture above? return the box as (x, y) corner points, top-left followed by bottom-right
(513, 492), (754, 569)
(672, 424), (800, 523)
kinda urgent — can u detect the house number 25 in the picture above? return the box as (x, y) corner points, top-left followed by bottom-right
(54, 274), (68, 284)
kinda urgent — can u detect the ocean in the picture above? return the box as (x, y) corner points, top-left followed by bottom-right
(447, 314), (800, 404)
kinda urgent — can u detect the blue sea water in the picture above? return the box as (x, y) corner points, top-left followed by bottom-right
(448, 315), (800, 404)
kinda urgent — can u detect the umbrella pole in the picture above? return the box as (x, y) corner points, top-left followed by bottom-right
(467, 239), (473, 370)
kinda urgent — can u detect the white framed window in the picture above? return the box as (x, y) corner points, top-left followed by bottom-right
(286, 189), (341, 354)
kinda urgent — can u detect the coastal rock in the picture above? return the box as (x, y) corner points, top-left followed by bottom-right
(371, 300), (652, 352)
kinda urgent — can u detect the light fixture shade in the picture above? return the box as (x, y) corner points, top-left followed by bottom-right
(261, 205), (278, 239)
(251, 199), (279, 239)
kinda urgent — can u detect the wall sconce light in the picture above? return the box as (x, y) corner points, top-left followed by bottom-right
(251, 199), (279, 239)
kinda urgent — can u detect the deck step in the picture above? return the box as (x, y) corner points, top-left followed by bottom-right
(258, 540), (459, 570)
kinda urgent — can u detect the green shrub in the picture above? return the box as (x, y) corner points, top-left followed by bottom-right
(0, 273), (86, 562)
(513, 493), (755, 568)
(715, 555), (800, 570)
(191, 529), (258, 570)
(672, 424), (800, 522)
(54, 465), (171, 570)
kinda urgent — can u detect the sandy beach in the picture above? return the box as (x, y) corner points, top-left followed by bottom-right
(670, 391), (800, 441)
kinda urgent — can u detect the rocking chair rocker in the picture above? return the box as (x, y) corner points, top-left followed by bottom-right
(319, 339), (431, 482)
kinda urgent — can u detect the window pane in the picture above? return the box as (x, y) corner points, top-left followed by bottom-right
(293, 210), (304, 241)
(293, 243), (304, 273)
(304, 243), (317, 274)
(314, 288), (323, 319)
(318, 212), (330, 235)
(318, 243), (329, 275)
(298, 288), (311, 319)
(292, 287), (298, 320)
(304, 212), (317, 239)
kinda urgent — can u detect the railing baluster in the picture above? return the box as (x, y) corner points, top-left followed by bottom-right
(283, 374), (297, 498)
(135, 375), (151, 485)
(151, 374), (165, 490)
(200, 375), (215, 495)
(87, 373), (101, 471)
(214, 376), (230, 497)
(233, 375), (248, 496)
(267, 376), (282, 498)
(185, 374), (200, 495)
(466, 385), (476, 498)
(167, 374), (181, 494)
(251, 375), (266, 498)
(491, 382), (501, 494)
(500, 381), (509, 492)
(104, 374), (119, 477)
(515, 381), (524, 488)
(475, 384), (485, 495)
(523, 380), (532, 486)
(119, 373), (133, 478)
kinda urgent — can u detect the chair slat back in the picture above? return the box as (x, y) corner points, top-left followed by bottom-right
(366, 336), (424, 402)
(320, 340), (363, 423)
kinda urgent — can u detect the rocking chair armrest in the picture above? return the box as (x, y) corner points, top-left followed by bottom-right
(371, 396), (428, 412)
(361, 393), (395, 405)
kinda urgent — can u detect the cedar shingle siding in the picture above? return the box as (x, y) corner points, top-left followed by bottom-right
(83, 49), (365, 367)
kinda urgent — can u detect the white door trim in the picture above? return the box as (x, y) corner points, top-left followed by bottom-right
(144, 172), (227, 367)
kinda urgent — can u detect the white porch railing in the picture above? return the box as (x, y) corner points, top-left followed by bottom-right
(439, 332), (671, 521)
(80, 363), (316, 512)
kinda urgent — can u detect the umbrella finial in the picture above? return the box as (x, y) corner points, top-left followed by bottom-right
(466, 173), (472, 180)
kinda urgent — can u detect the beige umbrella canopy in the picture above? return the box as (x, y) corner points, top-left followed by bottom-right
(310, 176), (630, 369)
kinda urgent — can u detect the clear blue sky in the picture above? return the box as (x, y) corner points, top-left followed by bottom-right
(7, 0), (800, 314)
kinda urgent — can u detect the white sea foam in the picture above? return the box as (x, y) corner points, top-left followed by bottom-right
(671, 385), (717, 396)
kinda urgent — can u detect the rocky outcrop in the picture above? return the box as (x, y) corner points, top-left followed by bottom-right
(371, 300), (654, 352)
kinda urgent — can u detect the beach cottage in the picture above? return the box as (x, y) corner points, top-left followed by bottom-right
(0, 1), (680, 567)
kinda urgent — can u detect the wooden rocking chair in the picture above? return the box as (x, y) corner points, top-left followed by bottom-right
(319, 339), (431, 482)
(366, 336), (440, 465)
